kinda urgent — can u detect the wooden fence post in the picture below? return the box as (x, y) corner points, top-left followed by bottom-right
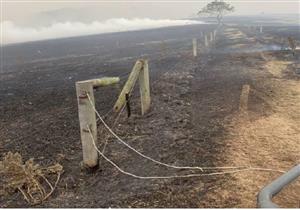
(239, 84), (250, 112)
(139, 60), (151, 115)
(288, 37), (296, 56)
(76, 81), (98, 168)
(192, 38), (197, 57)
(113, 60), (143, 112)
(114, 59), (151, 115)
(76, 77), (119, 168)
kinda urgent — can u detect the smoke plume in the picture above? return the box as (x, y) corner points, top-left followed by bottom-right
(1, 18), (203, 45)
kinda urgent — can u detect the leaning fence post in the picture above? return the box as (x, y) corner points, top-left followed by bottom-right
(192, 38), (197, 57)
(113, 60), (143, 112)
(139, 60), (151, 115)
(76, 81), (98, 168)
(113, 59), (150, 115)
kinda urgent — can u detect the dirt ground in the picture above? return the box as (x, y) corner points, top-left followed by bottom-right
(0, 24), (299, 207)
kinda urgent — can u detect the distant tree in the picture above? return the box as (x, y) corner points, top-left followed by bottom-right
(198, 0), (234, 25)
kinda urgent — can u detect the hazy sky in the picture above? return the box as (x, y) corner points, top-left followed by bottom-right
(1, 0), (299, 44)
(2, 0), (300, 25)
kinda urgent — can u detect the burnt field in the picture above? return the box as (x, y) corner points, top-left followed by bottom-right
(0, 23), (299, 207)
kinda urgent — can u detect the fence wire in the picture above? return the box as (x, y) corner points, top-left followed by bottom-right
(86, 93), (286, 178)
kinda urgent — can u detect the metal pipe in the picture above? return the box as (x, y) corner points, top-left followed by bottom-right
(257, 164), (300, 208)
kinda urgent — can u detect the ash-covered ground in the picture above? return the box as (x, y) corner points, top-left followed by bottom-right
(1, 22), (299, 207)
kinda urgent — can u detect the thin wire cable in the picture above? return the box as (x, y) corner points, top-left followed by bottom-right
(87, 126), (260, 179)
(95, 69), (133, 124)
(88, 93), (204, 171)
(96, 107), (114, 124)
(100, 74), (136, 158)
(86, 93), (285, 173)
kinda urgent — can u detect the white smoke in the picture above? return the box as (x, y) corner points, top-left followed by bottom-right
(1, 18), (203, 45)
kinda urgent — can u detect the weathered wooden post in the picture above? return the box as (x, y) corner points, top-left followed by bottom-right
(114, 60), (143, 112)
(288, 37), (296, 56)
(205, 35), (209, 47)
(114, 59), (151, 115)
(214, 30), (217, 40)
(192, 38), (197, 57)
(76, 81), (97, 168)
(139, 60), (151, 115)
(239, 84), (250, 112)
(76, 77), (120, 168)
(260, 26), (263, 33)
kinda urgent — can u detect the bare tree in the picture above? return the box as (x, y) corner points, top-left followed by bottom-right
(198, 0), (234, 25)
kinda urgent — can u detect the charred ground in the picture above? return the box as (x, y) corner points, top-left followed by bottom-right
(0, 23), (299, 207)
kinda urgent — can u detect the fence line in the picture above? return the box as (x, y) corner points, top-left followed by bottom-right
(86, 93), (286, 175)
